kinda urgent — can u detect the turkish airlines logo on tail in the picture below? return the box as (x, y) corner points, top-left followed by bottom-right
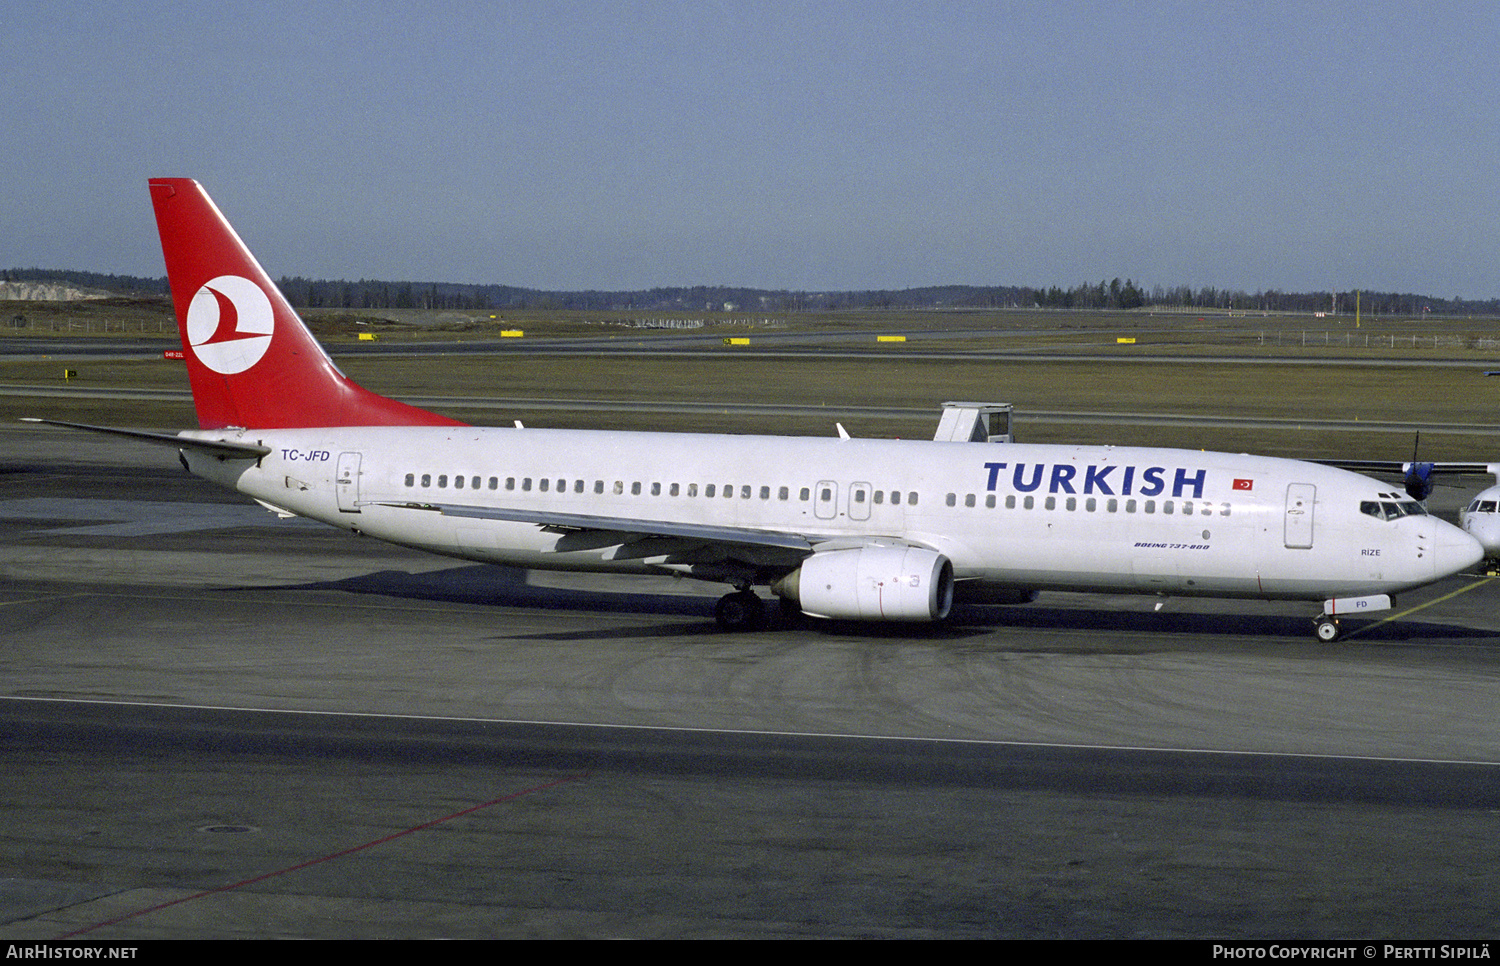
(185, 275), (274, 374)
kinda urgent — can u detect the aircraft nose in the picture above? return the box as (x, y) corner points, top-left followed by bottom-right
(1433, 520), (1485, 577)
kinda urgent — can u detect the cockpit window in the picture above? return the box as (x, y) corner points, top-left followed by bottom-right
(1361, 500), (1429, 521)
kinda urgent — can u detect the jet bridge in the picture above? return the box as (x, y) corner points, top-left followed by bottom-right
(934, 402), (1013, 443)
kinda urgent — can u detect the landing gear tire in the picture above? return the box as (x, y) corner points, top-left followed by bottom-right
(1315, 617), (1341, 642)
(715, 590), (766, 630)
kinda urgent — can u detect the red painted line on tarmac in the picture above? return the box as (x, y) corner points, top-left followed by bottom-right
(56, 772), (589, 938)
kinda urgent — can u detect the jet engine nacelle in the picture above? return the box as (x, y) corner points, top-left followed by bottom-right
(775, 545), (954, 622)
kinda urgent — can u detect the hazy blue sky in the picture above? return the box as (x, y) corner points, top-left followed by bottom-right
(5, 1), (1498, 296)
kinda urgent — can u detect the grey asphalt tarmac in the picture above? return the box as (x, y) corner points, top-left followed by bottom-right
(3, 427), (1500, 939)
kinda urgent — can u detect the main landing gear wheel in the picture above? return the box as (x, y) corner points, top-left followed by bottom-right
(1314, 617), (1341, 642)
(715, 590), (767, 630)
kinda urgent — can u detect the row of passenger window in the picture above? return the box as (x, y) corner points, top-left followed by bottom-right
(398, 471), (1235, 518)
(945, 492), (1231, 516)
(400, 473), (921, 504)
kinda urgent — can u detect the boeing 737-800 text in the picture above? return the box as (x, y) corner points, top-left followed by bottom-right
(27, 180), (1486, 640)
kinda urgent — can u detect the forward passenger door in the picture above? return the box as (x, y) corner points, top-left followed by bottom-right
(1284, 483), (1315, 549)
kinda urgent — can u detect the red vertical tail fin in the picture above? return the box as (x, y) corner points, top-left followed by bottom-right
(149, 179), (464, 430)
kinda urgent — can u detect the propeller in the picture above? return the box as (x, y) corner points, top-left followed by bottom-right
(1403, 433), (1435, 500)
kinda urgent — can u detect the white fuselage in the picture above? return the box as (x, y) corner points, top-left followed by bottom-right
(1460, 483), (1500, 560)
(181, 425), (1484, 605)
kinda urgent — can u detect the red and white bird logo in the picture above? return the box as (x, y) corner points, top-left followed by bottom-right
(185, 275), (274, 374)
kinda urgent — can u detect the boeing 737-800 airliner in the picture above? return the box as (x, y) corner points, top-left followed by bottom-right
(27, 180), (1486, 640)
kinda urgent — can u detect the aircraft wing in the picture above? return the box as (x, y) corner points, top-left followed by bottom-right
(1319, 459), (1498, 475)
(1315, 459), (1500, 499)
(410, 501), (821, 552)
(380, 500), (945, 566)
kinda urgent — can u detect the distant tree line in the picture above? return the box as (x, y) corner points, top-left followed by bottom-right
(2, 268), (168, 295)
(5, 267), (1497, 316)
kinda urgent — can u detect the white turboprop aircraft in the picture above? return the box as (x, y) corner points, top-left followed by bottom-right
(25, 179), (1487, 641)
(1461, 473), (1500, 562)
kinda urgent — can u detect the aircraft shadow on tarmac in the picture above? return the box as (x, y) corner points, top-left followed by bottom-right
(262, 563), (1493, 644)
(957, 602), (1495, 644)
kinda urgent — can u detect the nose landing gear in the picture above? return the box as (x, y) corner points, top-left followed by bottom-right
(1313, 594), (1391, 642)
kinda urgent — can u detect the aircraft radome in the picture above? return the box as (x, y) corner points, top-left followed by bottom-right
(24, 179), (1487, 641)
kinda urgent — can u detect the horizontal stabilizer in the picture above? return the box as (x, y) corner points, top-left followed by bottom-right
(20, 418), (271, 458)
